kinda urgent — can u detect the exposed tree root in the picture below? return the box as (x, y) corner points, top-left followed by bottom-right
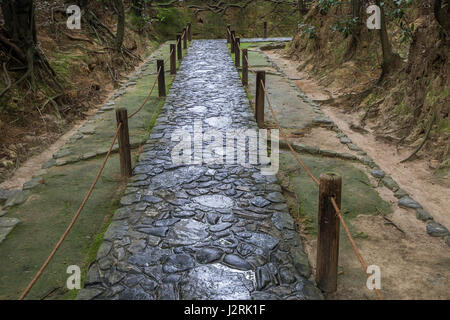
(400, 112), (436, 163)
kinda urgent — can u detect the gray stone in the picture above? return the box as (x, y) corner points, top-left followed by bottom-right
(4, 191), (27, 208)
(163, 254), (195, 273)
(394, 188), (409, 199)
(195, 247), (224, 264)
(165, 220), (209, 246)
(193, 195), (234, 208)
(53, 148), (72, 159)
(415, 209), (433, 221)
(272, 212), (294, 231)
(426, 222), (449, 237)
(223, 254), (253, 271)
(339, 137), (352, 144)
(445, 235), (450, 247)
(251, 196), (271, 208)
(0, 189), (19, 204)
(0, 217), (20, 228)
(180, 263), (255, 299)
(209, 222), (232, 233)
(382, 176), (400, 192)
(23, 177), (43, 190)
(77, 288), (104, 300)
(398, 196), (423, 209)
(135, 226), (168, 237)
(371, 169), (385, 178)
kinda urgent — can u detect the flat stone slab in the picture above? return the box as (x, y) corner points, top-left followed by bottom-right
(78, 40), (321, 301)
(0, 217), (20, 244)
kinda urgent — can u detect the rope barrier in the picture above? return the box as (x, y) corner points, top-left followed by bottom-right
(128, 66), (162, 119)
(18, 28), (190, 299)
(229, 25), (382, 299)
(258, 77), (382, 300)
(331, 197), (383, 300)
(19, 122), (123, 300)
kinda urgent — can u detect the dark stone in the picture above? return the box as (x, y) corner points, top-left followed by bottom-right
(251, 196), (271, 208)
(426, 222), (449, 237)
(256, 266), (272, 290)
(154, 218), (180, 227)
(163, 254), (195, 273)
(209, 222), (232, 232)
(398, 196), (422, 209)
(223, 254), (252, 271)
(195, 247), (224, 264)
(135, 226), (169, 237)
(416, 208), (433, 221)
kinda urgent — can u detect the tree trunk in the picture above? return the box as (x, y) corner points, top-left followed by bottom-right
(113, 0), (125, 52)
(1, 0), (37, 87)
(376, 0), (401, 81)
(344, 0), (361, 60)
(132, 0), (144, 17)
(434, 0), (450, 32)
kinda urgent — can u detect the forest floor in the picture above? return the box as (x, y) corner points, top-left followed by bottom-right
(243, 43), (449, 300)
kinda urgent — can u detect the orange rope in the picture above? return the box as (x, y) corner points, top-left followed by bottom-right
(331, 197), (383, 300)
(260, 80), (320, 185)
(128, 66), (162, 119)
(19, 122), (123, 300)
(259, 77), (383, 300)
(18, 33), (184, 299)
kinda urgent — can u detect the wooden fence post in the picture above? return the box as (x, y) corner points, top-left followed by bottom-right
(183, 28), (187, 49)
(264, 21), (268, 38)
(230, 30), (235, 52)
(316, 173), (342, 293)
(157, 60), (166, 97)
(177, 34), (182, 61)
(187, 23), (192, 41)
(242, 49), (248, 87)
(116, 108), (132, 178)
(227, 25), (231, 43)
(170, 44), (176, 75)
(255, 71), (265, 128)
(235, 37), (240, 67)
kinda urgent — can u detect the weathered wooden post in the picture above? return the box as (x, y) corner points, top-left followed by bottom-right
(177, 34), (182, 61)
(157, 60), (166, 97)
(242, 49), (248, 86)
(188, 23), (192, 41)
(226, 25), (231, 43)
(183, 28), (187, 49)
(316, 173), (342, 293)
(230, 30), (235, 52)
(116, 108), (132, 178)
(170, 44), (176, 75)
(235, 37), (240, 67)
(264, 21), (268, 38)
(255, 71), (265, 128)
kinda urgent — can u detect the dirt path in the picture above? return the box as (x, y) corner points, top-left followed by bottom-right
(263, 48), (450, 300)
(265, 49), (450, 230)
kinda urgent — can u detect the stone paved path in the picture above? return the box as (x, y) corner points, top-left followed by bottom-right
(78, 40), (322, 300)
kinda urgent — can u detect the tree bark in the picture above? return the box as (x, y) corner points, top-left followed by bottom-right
(376, 0), (401, 81)
(344, 0), (361, 60)
(113, 0), (125, 52)
(434, 0), (450, 32)
(1, 0), (37, 87)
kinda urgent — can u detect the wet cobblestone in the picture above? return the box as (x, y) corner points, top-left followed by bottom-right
(78, 40), (322, 300)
